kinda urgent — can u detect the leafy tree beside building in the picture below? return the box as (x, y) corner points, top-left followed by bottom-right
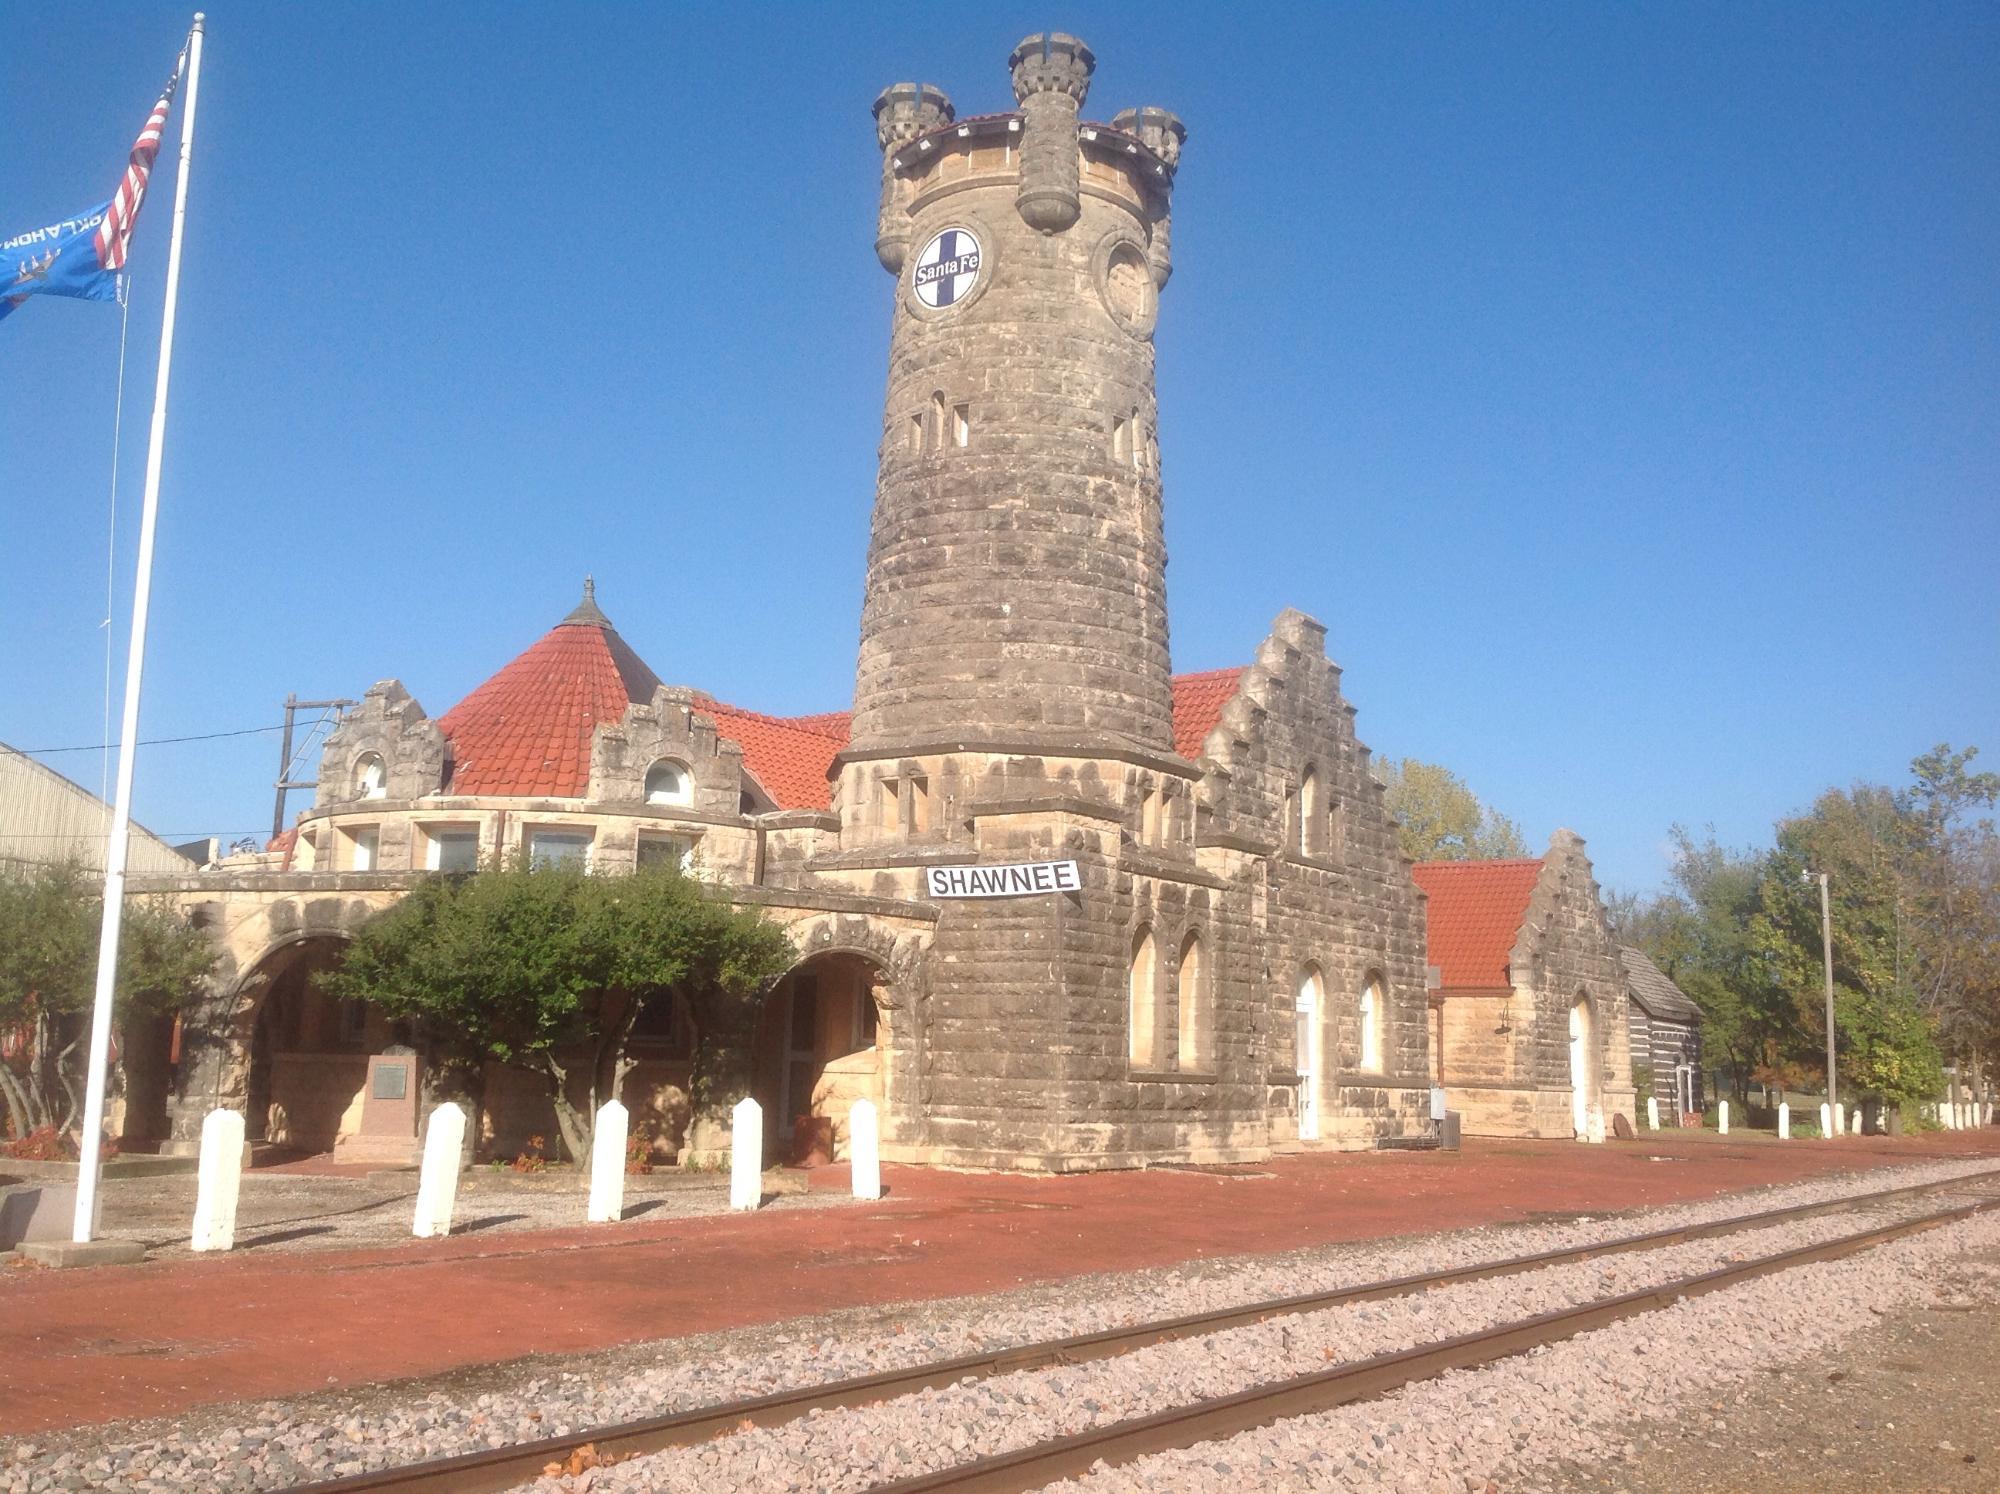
(1380, 758), (1527, 863)
(0, 861), (212, 1150)
(330, 858), (795, 1162)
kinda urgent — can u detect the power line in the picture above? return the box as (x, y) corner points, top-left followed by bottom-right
(3, 724), (286, 757)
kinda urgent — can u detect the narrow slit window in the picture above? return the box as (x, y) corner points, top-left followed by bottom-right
(952, 403), (970, 448)
(931, 391), (946, 450)
(909, 414), (924, 454)
(1111, 415), (1130, 463)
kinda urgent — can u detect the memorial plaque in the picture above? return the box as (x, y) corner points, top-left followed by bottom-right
(373, 1062), (408, 1101)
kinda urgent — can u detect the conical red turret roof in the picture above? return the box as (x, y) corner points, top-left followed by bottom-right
(437, 579), (664, 798)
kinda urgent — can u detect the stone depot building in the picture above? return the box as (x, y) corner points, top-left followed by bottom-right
(125, 35), (1632, 1171)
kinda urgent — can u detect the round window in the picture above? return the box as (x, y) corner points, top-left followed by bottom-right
(1097, 239), (1158, 338)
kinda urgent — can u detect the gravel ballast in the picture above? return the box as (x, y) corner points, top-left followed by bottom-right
(1053, 1211), (2000, 1492)
(1, 1158), (1992, 1492)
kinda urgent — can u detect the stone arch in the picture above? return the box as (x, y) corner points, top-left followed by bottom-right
(1357, 967), (1387, 1073)
(755, 945), (896, 1166)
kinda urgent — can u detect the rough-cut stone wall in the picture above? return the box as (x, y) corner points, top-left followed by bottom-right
(847, 35), (1179, 756)
(1188, 611), (1435, 1149)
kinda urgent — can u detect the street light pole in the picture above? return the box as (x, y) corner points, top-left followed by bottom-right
(1805, 869), (1836, 1113)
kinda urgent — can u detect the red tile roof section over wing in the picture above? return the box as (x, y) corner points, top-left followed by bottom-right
(438, 620), (664, 799)
(1409, 859), (1545, 990)
(436, 616), (1249, 812)
(1170, 668), (1244, 760)
(695, 701), (849, 813)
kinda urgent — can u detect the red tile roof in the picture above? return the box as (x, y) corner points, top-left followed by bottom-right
(1171, 668), (1244, 759)
(1409, 858), (1546, 990)
(695, 700), (849, 813)
(434, 595), (1252, 811)
(438, 616), (663, 799)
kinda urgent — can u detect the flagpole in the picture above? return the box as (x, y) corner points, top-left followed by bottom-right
(73, 13), (205, 1245)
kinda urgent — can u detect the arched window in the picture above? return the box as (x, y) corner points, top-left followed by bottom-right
(1127, 927), (1157, 1068)
(353, 753), (386, 801)
(1177, 931), (1210, 1070)
(644, 759), (693, 807)
(1300, 766), (1324, 856)
(1296, 966), (1324, 1140)
(1358, 976), (1384, 1072)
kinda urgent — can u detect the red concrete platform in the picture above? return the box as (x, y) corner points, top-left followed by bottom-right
(2, 1130), (1996, 1437)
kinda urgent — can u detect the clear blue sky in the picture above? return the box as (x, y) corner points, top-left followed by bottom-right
(4, 3), (1995, 893)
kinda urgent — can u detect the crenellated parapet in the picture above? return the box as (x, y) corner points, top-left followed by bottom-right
(1110, 107), (1185, 285)
(313, 681), (446, 810)
(871, 82), (954, 272)
(1008, 32), (1095, 232)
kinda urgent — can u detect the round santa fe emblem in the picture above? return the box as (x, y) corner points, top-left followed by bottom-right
(912, 226), (982, 309)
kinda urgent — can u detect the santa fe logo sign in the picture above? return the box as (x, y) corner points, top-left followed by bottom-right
(913, 227), (981, 308)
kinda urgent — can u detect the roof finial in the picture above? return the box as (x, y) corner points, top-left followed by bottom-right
(562, 573), (611, 627)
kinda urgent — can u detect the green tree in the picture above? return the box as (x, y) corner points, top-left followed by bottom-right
(1750, 784), (1946, 1107)
(1901, 744), (2000, 1094)
(0, 861), (213, 1149)
(1615, 828), (1782, 1107)
(330, 860), (794, 1162)
(1380, 758), (1527, 862)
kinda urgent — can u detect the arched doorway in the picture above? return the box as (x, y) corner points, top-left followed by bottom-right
(1295, 967), (1323, 1141)
(1568, 993), (1600, 1139)
(754, 950), (888, 1165)
(238, 935), (400, 1154)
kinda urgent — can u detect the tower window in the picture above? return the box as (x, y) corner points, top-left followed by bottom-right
(952, 403), (970, 448)
(1111, 415), (1131, 464)
(931, 391), (947, 451)
(909, 413), (924, 455)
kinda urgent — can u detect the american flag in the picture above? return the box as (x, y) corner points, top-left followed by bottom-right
(93, 49), (186, 272)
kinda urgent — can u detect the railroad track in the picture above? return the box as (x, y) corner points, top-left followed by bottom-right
(298, 1168), (2000, 1494)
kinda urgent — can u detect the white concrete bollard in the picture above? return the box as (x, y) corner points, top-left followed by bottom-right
(1646, 1096), (1660, 1131)
(849, 1098), (882, 1201)
(729, 1097), (762, 1211)
(1718, 1100), (1729, 1136)
(190, 1108), (246, 1252)
(1834, 1102), (1846, 1137)
(1777, 1101), (1790, 1140)
(412, 1102), (467, 1238)
(1820, 1102), (1832, 1138)
(1586, 1105), (1606, 1144)
(587, 1099), (629, 1224)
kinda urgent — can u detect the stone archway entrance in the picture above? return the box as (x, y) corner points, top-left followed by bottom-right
(754, 950), (888, 1165)
(236, 935), (404, 1154)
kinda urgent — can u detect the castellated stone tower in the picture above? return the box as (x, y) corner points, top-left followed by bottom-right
(849, 33), (1186, 759)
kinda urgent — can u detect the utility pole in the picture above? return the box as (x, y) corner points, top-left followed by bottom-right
(1805, 868), (1837, 1112)
(271, 694), (356, 837)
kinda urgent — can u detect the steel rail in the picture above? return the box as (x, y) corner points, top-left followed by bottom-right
(293, 1168), (2000, 1494)
(875, 1195), (2000, 1492)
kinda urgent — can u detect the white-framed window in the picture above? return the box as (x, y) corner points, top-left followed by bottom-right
(353, 754), (387, 801)
(527, 828), (592, 870)
(1359, 977), (1383, 1072)
(347, 825), (380, 872)
(1177, 932), (1210, 1070)
(423, 825), (480, 872)
(637, 832), (696, 874)
(644, 759), (693, 807)
(1128, 926), (1157, 1068)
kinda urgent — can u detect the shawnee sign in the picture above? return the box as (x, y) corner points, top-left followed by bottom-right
(925, 860), (1081, 899)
